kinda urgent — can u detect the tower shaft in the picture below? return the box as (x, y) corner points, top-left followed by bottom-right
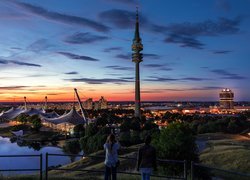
(135, 62), (141, 118)
(132, 8), (143, 118)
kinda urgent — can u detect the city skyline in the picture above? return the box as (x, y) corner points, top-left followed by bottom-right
(0, 0), (250, 102)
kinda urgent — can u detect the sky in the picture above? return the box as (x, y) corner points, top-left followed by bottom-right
(0, 0), (250, 102)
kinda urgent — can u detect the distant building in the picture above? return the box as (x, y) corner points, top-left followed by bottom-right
(94, 96), (108, 110)
(99, 96), (108, 109)
(84, 98), (93, 110)
(219, 88), (234, 109)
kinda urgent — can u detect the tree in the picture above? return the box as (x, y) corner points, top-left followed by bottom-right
(29, 115), (42, 131)
(17, 113), (30, 124)
(73, 124), (85, 137)
(85, 123), (98, 136)
(153, 122), (198, 162)
(130, 118), (141, 131)
(143, 120), (158, 131)
(120, 118), (131, 132)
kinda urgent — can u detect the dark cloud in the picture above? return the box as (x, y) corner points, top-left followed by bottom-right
(155, 16), (242, 49)
(145, 76), (210, 82)
(211, 69), (246, 80)
(181, 77), (210, 81)
(57, 52), (99, 61)
(64, 32), (109, 44)
(10, 60), (41, 67)
(12, 1), (110, 32)
(11, 47), (22, 50)
(0, 86), (29, 90)
(143, 53), (161, 59)
(213, 50), (232, 54)
(115, 53), (130, 60)
(144, 76), (179, 82)
(66, 77), (132, 84)
(0, 59), (8, 64)
(143, 64), (172, 71)
(120, 77), (134, 80)
(104, 47), (122, 52)
(46, 93), (66, 95)
(105, 73), (124, 76)
(65, 71), (78, 75)
(99, 9), (147, 29)
(0, 58), (41, 67)
(160, 16), (242, 36)
(27, 39), (52, 52)
(105, 65), (133, 71)
(165, 34), (204, 49)
(144, 64), (165, 68)
(164, 86), (223, 91)
(140, 90), (164, 94)
(105, 0), (136, 5)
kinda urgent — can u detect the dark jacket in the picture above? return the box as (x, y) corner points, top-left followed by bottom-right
(137, 144), (157, 170)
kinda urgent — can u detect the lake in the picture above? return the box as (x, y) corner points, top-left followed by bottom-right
(0, 136), (81, 176)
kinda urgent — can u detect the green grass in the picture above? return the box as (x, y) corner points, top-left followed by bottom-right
(199, 133), (250, 175)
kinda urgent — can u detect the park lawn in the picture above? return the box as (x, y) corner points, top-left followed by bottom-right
(199, 133), (250, 174)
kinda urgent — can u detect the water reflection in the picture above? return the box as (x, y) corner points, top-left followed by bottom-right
(0, 136), (82, 176)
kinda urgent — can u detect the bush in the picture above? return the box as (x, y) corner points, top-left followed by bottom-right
(73, 124), (85, 137)
(85, 123), (98, 136)
(29, 115), (42, 131)
(79, 134), (107, 154)
(63, 140), (81, 154)
(119, 131), (131, 146)
(130, 131), (141, 144)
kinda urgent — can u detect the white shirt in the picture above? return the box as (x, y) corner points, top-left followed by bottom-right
(104, 142), (120, 167)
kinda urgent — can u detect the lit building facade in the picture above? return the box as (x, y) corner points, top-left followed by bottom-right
(99, 96), (108, 109)
(84, 98), (93, 110)
(219, 88), (234, 109)
(94, 96), (108, 110)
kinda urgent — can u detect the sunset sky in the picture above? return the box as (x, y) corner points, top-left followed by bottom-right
(0, 0), (250, 102)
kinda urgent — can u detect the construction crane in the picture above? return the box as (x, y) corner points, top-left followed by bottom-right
(74, 88), (88, 125)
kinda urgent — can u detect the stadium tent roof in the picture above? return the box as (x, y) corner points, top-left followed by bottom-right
(43, 107), (85, 125)
(23, 108), (45, 116)
(40, 111), (59, 118)
(0, 107), (25, 121)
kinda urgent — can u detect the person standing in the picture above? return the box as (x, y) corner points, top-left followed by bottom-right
(137, 135), (157, 180)
(104, 134), (120, 180)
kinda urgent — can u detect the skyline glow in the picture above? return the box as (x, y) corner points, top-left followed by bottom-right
(0, 0), (250, 102)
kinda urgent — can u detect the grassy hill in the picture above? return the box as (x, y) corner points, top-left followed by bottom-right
(197, 133), (250, 179)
